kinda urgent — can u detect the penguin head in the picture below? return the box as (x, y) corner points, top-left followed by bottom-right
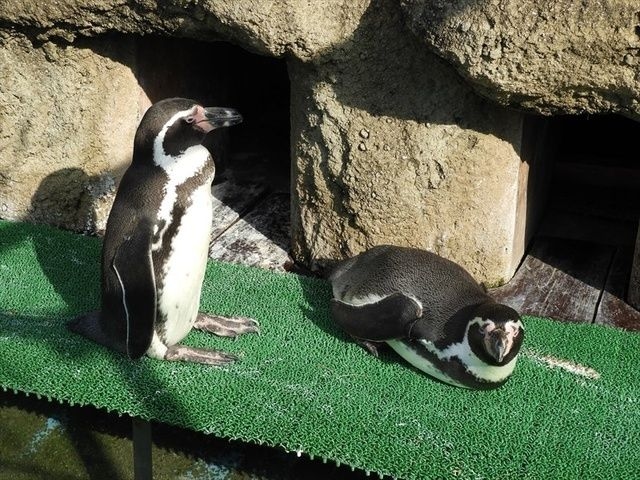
(467, 303), (524, 366)
(133, 97), (243, 160)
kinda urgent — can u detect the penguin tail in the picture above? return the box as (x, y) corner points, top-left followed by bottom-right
(67, 311), (127, 355)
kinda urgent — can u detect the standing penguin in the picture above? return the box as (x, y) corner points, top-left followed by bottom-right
(69, 98), (258, 365)
(329, 245), (524, 389)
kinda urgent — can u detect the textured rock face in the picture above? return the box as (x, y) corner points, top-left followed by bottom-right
(0, 33), (143, 233)
(0, 0), (370, 60)
(4, 0), (635, 285)
(0, 0), (370, 233)
(0, 31), (238, 234)
(400, 0), (640, 119)
(290, 2), (526, 284)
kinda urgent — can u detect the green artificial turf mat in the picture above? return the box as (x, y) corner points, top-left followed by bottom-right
(1, 220), (639, 480)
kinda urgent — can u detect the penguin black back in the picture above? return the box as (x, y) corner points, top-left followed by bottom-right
(331, 245), (491, 343)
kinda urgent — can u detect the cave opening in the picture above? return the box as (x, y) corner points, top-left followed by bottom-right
(136, 36), (292, 271)
(496, 114), (640, 328)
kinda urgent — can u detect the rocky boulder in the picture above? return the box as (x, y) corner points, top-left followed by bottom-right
(0, 32), (142, 233)
(0, 0), (370, 60)
(400, 0), (640, 119)
(289, 1), (528, 284)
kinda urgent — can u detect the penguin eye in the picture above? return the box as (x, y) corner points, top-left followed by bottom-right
(185, 116), (195, 124)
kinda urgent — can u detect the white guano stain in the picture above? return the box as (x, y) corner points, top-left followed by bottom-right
(523, 348), (601, 380)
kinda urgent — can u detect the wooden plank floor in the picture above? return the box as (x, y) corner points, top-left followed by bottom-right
(491, 237), (612, 323)
(489, 236), (640, 329)
(208, 153), (293, 272)
(492, 158), (640, 331)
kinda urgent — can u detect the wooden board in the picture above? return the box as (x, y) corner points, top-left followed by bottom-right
(553, 162), (640, 190)
(211, 179), (269, 240)
(209, 192), (292, 272)
(536, 209), (637, 247)
(208, 151), (293, 272)
(491, 237), (614, 323)
(594, 246), (640, 331)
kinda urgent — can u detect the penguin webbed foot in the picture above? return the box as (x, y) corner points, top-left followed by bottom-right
(164, 345), (239, 365)
(194, 313), (260, 338)
(355, 339), (385, 357)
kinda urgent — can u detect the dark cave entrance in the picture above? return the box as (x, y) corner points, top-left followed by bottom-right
(135, 36), (292, 270)
(496, 114), (640, 328)
(135, 36), (290, 185)
(539, 115), (640, 249)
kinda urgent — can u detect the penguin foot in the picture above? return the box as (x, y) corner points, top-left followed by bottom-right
(194, 313), (260, 338)
(164, 345), (239, 365)
(356, 339), (384, 357)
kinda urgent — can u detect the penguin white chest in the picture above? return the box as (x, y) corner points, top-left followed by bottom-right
(146, 142), (215, 353)
(156, 183), (213, 346)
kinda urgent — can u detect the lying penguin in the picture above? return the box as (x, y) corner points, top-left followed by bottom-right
(329, 245), (524, 389)
(69, 98), (258, 365)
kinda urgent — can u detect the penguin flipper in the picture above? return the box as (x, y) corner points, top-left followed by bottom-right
(112, 221), (157, 360)
(330, 292), (423, 341)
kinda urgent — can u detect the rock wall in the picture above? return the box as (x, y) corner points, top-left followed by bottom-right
(1, 0), (638, 284)
(0, 32), (144, 233)
(400, 0), (640, 119)
(0, 32), (237, 234)
(0, 0), (370, 59)
(289, 2), (526, 284)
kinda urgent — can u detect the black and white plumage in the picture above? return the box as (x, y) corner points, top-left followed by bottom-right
(329, 245), (524, 389)
(69, 98), (258, 365)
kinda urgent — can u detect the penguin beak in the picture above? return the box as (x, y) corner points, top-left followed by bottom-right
(484, 328), (509, 363)
(487, 334), (507, 363)
(202, 107), (243, 129)
(485, 329), (510, 363)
